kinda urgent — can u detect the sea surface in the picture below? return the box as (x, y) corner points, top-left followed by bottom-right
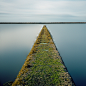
(0, 24), (86, 86)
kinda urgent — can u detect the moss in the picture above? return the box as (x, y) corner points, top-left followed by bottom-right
(12, 25), (72, 86)
(24, 42), (65, 85)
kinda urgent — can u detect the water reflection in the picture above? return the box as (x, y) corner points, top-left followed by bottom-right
(0, 24), (86, 86)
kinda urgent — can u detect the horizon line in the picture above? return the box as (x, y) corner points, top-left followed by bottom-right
(0, 22), (86, 24)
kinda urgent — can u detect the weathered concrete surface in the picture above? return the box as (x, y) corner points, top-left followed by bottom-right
(12, 25), (76, 86)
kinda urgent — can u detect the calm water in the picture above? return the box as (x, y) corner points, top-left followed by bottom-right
(0, 24), (86, 86)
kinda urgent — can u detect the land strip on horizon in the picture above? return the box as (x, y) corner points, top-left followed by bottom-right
(0, 22), (86, 24)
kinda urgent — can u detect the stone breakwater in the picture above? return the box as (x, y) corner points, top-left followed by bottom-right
(12, 25), (76, 86)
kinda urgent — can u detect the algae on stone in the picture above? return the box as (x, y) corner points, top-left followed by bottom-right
(12, 25), (75, 86)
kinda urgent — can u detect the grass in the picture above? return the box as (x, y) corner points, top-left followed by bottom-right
(12, 25), (73, 86)
(24, 34), (65, 85)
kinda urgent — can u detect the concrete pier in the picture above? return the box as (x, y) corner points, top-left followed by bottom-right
(12, 25), (76, 86)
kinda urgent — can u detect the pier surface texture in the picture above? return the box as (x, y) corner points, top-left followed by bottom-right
(12, 25), (75, 86)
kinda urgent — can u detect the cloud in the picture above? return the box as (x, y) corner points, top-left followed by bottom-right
(0, 0), (86, 21)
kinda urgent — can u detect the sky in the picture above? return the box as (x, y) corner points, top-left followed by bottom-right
(0, 0), (86, 22)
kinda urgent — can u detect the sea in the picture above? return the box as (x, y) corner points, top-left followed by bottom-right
(0, 24), (86, 86)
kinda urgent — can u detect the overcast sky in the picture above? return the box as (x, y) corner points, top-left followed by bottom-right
(0, 0), (86, 22)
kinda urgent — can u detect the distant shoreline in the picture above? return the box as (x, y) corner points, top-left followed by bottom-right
(0, 22), (86, 24)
